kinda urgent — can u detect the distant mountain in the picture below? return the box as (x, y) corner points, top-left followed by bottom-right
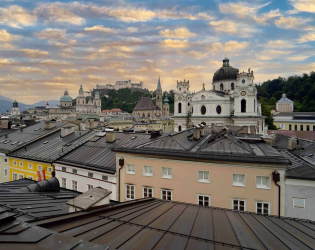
(32, 100), (59, 107)
(0, 95), (14, 103)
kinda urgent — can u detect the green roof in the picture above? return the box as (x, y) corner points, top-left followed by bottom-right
(79, 85), (84, 93)
(60, 95), (73, 102)
(78, 114), (100, 122)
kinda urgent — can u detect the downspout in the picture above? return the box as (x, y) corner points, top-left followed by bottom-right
(272, 171), (281, 218)
(118, 157), (125, 202)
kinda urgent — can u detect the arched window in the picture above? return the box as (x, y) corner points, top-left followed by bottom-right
(178, 125), (182, 131)
(231, 82), (234, 90)
(138, 113), (140, 116)
(254, 99), (256, 113)
(201, 95), (205, 100)
(148, 113), (150, 117)
(220, 83), (223, 91)
(142, 113), (145, 117)
(178, 103), (182, 113)
(216, 105), (222, 114)
(179, 87), (181, 91)
(242, 79), (245, 84)
(188, 103), (190, 106)
(241, 99), (246, 113)
(157, 96), (159, 100)
(201, 105), (206, 115)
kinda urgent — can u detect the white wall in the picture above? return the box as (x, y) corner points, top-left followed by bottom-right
(55, 163), (117, 200)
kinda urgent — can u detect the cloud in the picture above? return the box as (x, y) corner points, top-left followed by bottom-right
(0, 29), (20, 42)
(253, 9), (282, 25)
(160, 39), (190, 48)
(88, 75), (108, 81)
(20, 49), (49, 58)
(84, 25), (116, 33)
(264, 40), (294, 48)
(160, 27), (196, 38)
(209, 20), (258, 37)
(287, 55), (309, 61)
(61, 68), (80, 75)
(127, 27), (138, 32)
(15, 67), (45, 73)
(187, 51), (208, 60)
(35, 28), (66, 40)
(40, 59), (69, 66)
(275, 16), (310, 29)
(289, 0), (315, 14)
(298, 32), (315, 43)
(0, 5), (37, 28)
(208, 41), (249, 53)
(35, 2), (85, 25)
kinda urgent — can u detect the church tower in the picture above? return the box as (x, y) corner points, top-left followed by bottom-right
(11, 100), (20, 116)
(163, 96), (170, 116)
(156, 76), (163, 110)
(76, 85), (86, 112)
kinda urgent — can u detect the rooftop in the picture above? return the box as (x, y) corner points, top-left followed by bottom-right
(9, 130), (93, 163)
(56, 132), (154, 174)
(8, 197), (315, 250)
(133, 97), (161, 111)
(0, 178), (81, 222)
(274, 112), (315, 117)
(0, 122), (65, 153)
(268, 130), (315, 141)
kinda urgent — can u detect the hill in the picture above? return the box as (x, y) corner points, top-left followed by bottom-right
(32, 100), (59, 107)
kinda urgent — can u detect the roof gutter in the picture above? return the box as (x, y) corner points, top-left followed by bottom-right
(113, 148), (291, 166)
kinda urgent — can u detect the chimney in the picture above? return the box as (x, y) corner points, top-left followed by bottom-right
(200, 124), (205, 137)
(288, 137), (297, 150)
(193, 127), (201, 140)
(106, 131), (116, 143)
(211, 123), (215, 133)
(79, 122), (85, 130)
(242, 126), (249, 134)
(250, 125), (256, 134)
(262, 134), (276, 146)
(1, 117), (9, 129)
(61, 125), (75, 138)
(45, 120), (56, 130)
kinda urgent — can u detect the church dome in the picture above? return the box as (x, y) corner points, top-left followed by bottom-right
(13, 100), (18, 107)
(79, 85), (84, 93)
(213, 57), (239, 83)
(60, 89), (73, 102)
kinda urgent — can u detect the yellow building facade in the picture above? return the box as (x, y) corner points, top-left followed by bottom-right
(9, 157), (52, 181)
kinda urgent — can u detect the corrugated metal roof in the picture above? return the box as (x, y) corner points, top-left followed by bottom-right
(9, 130), (93, 163)
(268, 130), (315, 141)
(0, 122), (65, 153)
(26, 198), (315, 250)
(56, 132), (153, 173)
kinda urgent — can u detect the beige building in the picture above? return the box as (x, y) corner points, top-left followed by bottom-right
(114, 128), (289, 216)
(132, 97), (161, 118)
(273, 112), (315, 131)
(276, 93), (294, 112)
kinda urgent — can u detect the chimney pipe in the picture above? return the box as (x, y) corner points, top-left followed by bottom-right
(288, 137), (297, 150)
(211, 123), (215, 133)
(61, 125), (75, 138)
(193, 127), (200, 140)
(45, 120), (56, 130)
(106, 131), (116, 143)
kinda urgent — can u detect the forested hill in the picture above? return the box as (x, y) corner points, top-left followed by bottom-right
(257, 72), (315, 112)
(100, 88), (175, 114)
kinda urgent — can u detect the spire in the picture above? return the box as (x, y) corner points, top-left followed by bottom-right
(223, 56), (230, 67)
(157, 76), (162, 90)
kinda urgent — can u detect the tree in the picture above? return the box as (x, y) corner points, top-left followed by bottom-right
(259, 97), (277, 129)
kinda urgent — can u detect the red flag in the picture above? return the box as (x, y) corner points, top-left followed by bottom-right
(37, 170), (45, 181)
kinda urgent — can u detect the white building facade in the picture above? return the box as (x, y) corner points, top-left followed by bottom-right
(276, 93), (294, 112)
(54, 163), (117, 200)
(174, 57), (265, 134)
(76, 85), (101, 113)
(11, 101), (20, 116)
(96, 79), (143, 91)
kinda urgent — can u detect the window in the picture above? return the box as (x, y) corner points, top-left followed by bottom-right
(102, 175), (108, 181)
(242, 79), (245, 84)
(201, 105), (206, 115)
(37, 165), (42, 171)
(162, 167), (172, 179)
(126, 184), (135, 200)
(307, 125), (310, 131)
(87, 184), (93, 190)
(161, 189), (172, 201)
(198, 195), (210, 206)
(19, 174), (24, 180)
(300, 125), (303, 131)
(47, 167), (52, 173)
(178, 103), (182, 113)
(62, 167), (66, 172)
(220, 83), (223, 91)
(313, 125), (315, 131)
(13, 173), (17, 181)
(241, 99), (246, 113)
(233, 199), (246, 211)
(73, 169), (77, 174)
(143, 187), (153, 198)
(72, 180), (78, 191)
(126, 164), (135, 174)
(293, 198), (305, 208)
(216, 105), (222, 114)
(289, 124), (292, 130)
(28, 163), (33, 169)
(61, 178), (66, 188)
(233, 174), (245, 187)
(88, 172), (93, 178)
(295, 125), (297, 130)
(4, 168), (8, 177)
(231, 82), (234, 90)
(256, 176), (270, 189)
(13, 161), (17, 166)
(256, 202), (270, 215)
(4, 158), (8, 163)
(143, 165), (153, 177)
(178, 125), (182, 132)
(27, 176), (33, 180)
(198, 171), (210, 183)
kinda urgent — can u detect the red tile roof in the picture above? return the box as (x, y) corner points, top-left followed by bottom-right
(133, 97), (160, 111)
(111, 108), (122, 112)
(268, 130), (315, 141)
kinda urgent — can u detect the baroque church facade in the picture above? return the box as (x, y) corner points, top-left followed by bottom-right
(76, 85), (101, 113)
(174, 57), (265, 134)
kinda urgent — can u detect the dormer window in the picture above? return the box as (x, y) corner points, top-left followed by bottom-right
(242, 79), (245, 84)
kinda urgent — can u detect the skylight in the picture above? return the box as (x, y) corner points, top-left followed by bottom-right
(43, 141), (49, 144)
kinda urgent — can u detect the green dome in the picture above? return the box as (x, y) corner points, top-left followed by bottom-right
(79, 85), (84, 93)
(60, 89), (73, 102)
(164, 96), (169, 103)
(213, 57), (239, 83)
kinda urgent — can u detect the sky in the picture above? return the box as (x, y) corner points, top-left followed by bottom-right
(0, 0), (314, 104)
